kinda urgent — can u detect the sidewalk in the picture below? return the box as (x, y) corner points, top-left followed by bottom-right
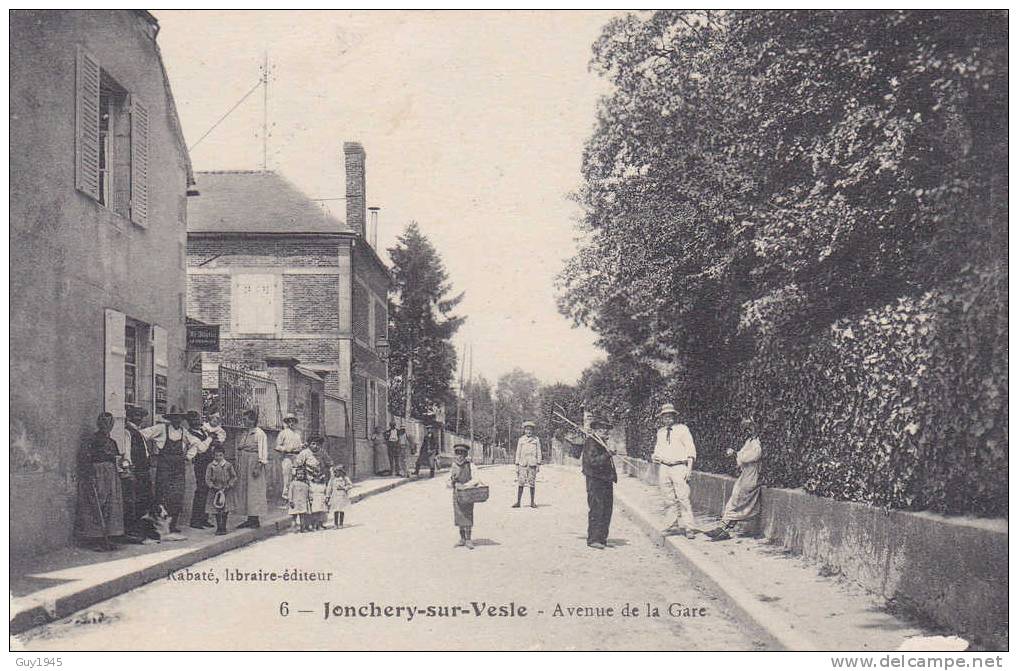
(9, 474), (414, 635)
(552, 466), (940, 651)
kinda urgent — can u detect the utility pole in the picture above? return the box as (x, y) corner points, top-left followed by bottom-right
(404, 352), (413, 421)
(454, 345), (466, 433)
(467, 344), (474, 449)
(490, 397), (498, 462)
(261, 51), (269, 170)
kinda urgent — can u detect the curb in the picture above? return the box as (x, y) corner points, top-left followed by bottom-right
(612, 486), (817, 651)
(10, 476), (420, 636)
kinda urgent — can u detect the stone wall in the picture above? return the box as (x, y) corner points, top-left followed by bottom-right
(617, 458), (1008, 650)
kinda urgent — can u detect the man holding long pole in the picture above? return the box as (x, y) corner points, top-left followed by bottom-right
(580, 416), (616, 550)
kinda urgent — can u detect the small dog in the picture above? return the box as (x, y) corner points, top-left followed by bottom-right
(139, 505), (186, 542)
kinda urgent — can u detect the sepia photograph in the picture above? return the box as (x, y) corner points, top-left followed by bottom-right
(8, 8), (1009, 659)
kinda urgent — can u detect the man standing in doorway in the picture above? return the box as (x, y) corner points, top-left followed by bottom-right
(235, 409), (268, 529)
(275, 413), (303, 506)
(652, 403), (698, 539)
(124, 405), (156, 535)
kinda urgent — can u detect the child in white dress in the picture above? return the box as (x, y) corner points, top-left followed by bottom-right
(325, 465), (354, 528)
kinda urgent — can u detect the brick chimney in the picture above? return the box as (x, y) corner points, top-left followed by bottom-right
(344, 142), (366, 237)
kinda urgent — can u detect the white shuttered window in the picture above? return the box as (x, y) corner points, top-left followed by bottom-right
(75, 46), (151, 227)
(232, 274), (279, 334)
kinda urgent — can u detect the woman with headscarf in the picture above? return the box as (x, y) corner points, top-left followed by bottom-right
(705, 417), (764, 541)
(75, 413), (126, 550)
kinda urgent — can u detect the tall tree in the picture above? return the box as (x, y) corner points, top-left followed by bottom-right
(559, 9), (1007, 405)
(387, 222), (466, 419)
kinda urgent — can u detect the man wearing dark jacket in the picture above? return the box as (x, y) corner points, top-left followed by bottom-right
(579, 416), (617, 549)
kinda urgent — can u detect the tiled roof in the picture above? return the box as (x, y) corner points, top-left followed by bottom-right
(187, 170), (349, 234)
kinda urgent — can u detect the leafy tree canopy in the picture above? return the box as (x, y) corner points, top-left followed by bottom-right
(559, 10), (1007, 380)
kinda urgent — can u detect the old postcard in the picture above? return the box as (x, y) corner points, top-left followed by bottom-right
(9, 9), (1008, 658)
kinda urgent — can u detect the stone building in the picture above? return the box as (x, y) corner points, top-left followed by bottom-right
(10, 10), (194, 559)
(186, 143), (390, 476)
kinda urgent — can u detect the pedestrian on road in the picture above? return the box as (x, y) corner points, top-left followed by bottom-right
(275, 413), (303, 507)
(706, 417), (763, 541)
(415, 425), (438, 478)
(75, 413), (126, 551)
(186, 409), (218, 530)
(512, 421), (542, 508)
(234, 409), (268, 529)
(325, 464), (355, 528)
(580, 416), (617, 550)
(450, 444), (478, 549)
(205, 445), (237, 535)
(652, 403), (698, 539)
(385, 421), (401, 477)
(371, 426), (391, 476)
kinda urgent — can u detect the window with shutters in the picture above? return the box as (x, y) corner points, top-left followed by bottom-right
(352, 374), (367, 438)
(76, 47), (150, 227)
(232, 274), (279, 335)
(374, 299), (387, 350)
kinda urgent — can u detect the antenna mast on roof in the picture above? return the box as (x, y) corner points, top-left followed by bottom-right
(261, 51), (269, 170)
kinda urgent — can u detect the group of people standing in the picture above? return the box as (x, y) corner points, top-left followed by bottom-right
(276, 414), (355, 532)
(75, 404), (271, 550)
(367, 421), (442, 479)
(567, 402), (765, 550)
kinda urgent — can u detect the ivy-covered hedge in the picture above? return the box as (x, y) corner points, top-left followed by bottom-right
(628, 262), (1007, 517)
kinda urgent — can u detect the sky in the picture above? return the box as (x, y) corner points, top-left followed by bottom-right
(154, 10), (620, 386)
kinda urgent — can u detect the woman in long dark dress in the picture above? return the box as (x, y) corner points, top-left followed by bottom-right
(75, 413), (125, 550)
(450, 444), (476, 549)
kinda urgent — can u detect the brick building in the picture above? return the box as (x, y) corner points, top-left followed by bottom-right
(10, 10), (195, 559)
(186, 143), (390, 475)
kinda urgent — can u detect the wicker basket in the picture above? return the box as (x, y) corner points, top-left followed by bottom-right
(456, 485), (490, 504)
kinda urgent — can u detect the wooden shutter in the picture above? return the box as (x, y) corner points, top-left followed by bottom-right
(131, 98), (150, 227)
(75, 47), (101, 200)
(104, 309), (128, 456)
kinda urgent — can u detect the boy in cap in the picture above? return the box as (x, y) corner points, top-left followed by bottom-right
(205, 444), (237, 535)
(450, 444), (478, 549)
(652, 403), (698, 539)
(512, 420), (542, 508)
